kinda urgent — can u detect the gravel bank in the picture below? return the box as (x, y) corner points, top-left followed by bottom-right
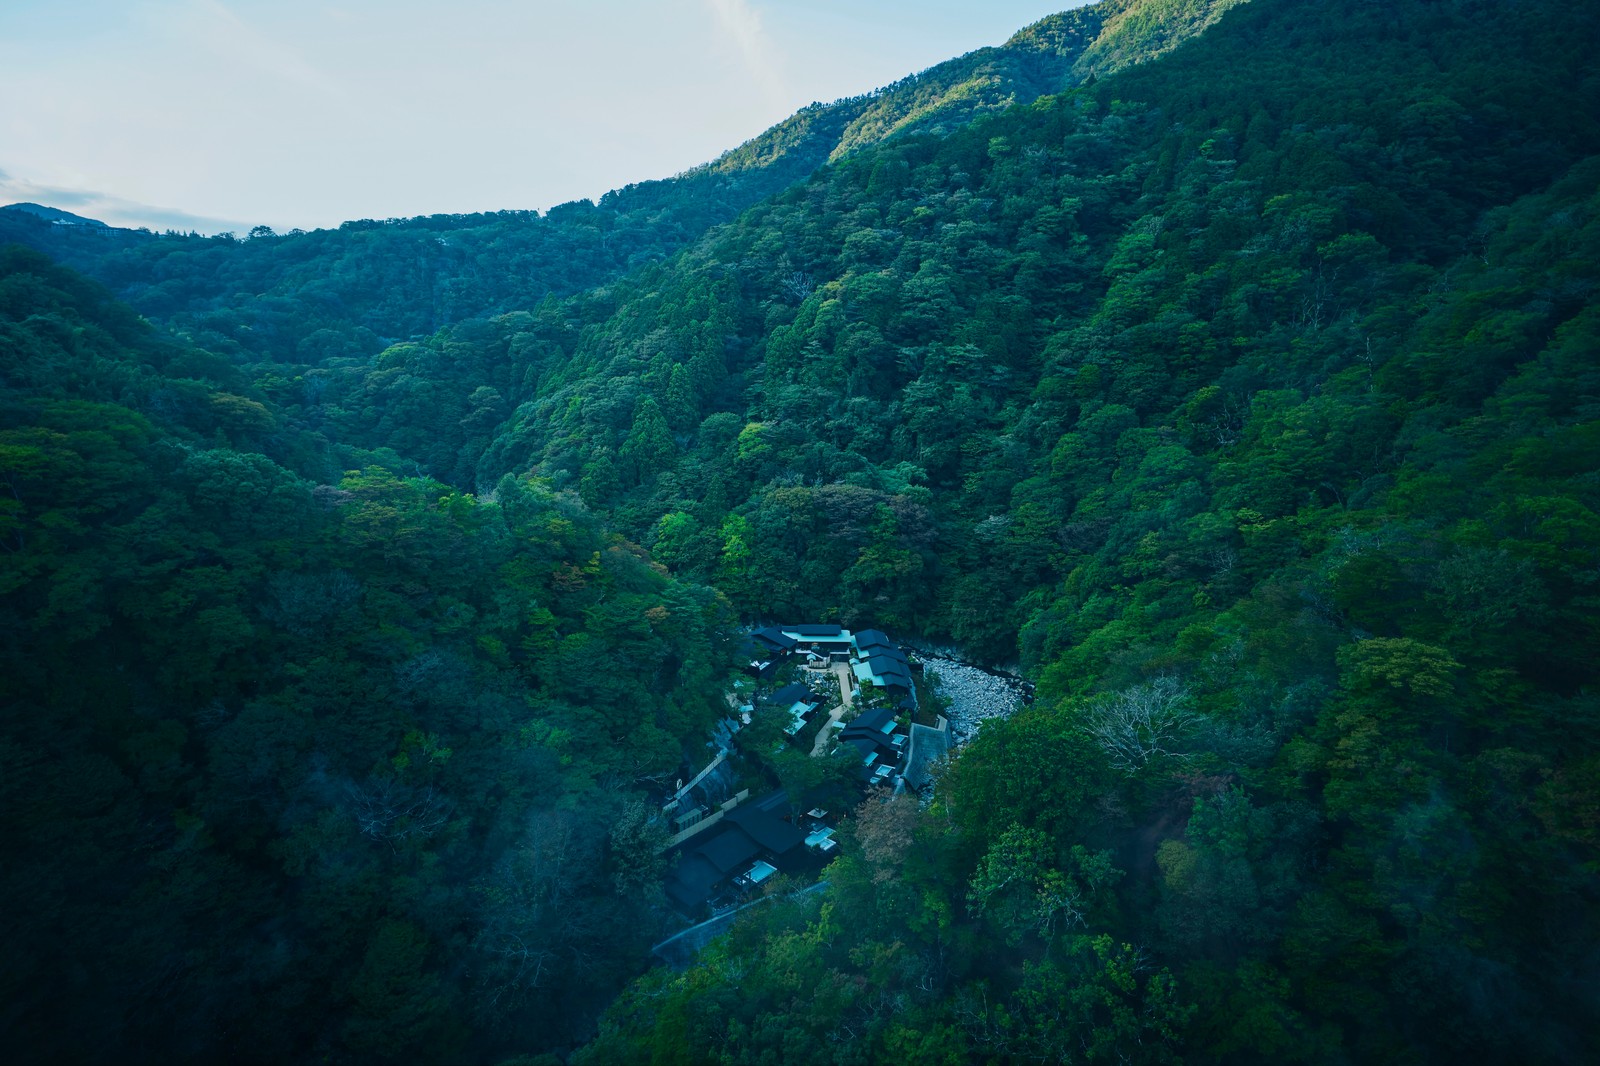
(920, 655), (1028, 744)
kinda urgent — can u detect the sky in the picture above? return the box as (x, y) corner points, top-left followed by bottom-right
(0, 0), (1088, 234)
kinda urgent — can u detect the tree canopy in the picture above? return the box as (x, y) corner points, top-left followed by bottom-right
(5, 0), (1599, 1061)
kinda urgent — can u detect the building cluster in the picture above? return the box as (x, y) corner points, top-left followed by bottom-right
(664, 623), (923, 917)
(765, 681), (824, 738)
(839, 705), (907, 786)
(663, 790), (837, 916)
(741, 624), (918, 707)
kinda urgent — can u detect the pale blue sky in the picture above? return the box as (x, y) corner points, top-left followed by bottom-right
(0, 1), (1089, 233)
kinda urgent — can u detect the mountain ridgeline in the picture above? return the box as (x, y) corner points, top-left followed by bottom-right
(0, 0), (1236, 369)
(3, 0), (1599, 1063)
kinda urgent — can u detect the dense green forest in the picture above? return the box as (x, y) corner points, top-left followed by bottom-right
(0, 249), (739, 1059)
(0, 0), (1225, 376)
(4, 0), (1600, 1061)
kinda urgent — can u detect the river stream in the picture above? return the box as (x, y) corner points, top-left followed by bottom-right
(914, 653), (1030, 744)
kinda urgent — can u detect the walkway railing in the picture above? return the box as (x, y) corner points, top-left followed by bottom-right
(663, 749), (729, 814)
(660, 788), (750, 851)
(652, 881), (830, 967)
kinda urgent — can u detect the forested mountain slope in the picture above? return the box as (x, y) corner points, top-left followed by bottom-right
(540, 0), (1594, 1060)
(0, 0), (1241, 369)
(0, 246), (736, 1060)
(3, 0), (1599, 1062)
(473, 0), (1598, 657)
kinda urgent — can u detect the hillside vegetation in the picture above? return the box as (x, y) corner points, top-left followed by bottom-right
(0, 0), (1239, 369)
(0, 246), (735, 1060)
(4, 0), (1599, 1061)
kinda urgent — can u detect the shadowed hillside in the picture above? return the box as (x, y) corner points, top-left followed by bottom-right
(4, 0), (1599, 1062)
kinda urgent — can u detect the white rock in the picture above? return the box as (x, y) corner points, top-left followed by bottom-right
(920, 656), (1026, 744)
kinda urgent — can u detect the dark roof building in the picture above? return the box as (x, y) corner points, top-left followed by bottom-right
(842, 733), (901, 786)
(665, 855), (721, 911)
(841, 705), (907, 785)
(661, 789), (818, 916)
(780, 624), (855, 648)
(740, 634), (784, 679)
(862, 653), (914, 692)
(843, 706), (896, 737)
(854, 629), (896, 653)
(726, 795), (805, 858)
(765, 682), (823, 735)
(693, 827), (762, 875)
(843, 735), (881, 762)
(751, 627), (799, 654)
(867, 647), (910, 670)
(847, 630), (918, 707)
(664, 830), (758, 916)
(786, 624), (845, 637)
(766, 682), (816, 708)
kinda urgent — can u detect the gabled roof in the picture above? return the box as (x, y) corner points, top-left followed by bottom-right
(665, 854), (721, 909)
(854, 629), (895, 651)
(864, 653), (913, 690)
(693, 827), (762, 874)
(747, 787), (796, 814)
(782, 624), (853, 644)
(785, 623), (845, 637)
(867, 649), (910, 671)
(844, 736), (897, 763)
(844, 736), (880, 764)
(726, 803), (804, 856)
(842, 713), (902, 767)
(843, 707), (895, 736)
(766, 682), (816, 708)
(751, 627), (798, 652)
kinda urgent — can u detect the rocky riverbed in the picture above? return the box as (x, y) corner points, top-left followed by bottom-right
(919, 655), (1028, 744)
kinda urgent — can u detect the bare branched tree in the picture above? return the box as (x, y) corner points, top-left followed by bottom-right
(779, 269), (815, 302)
(1034, 878), (1088, 938)
(346, 778), (452, 845)
(472, 811), (608, 1021)
(1081, 677), (1202, 774)
(479, 932), (556, 1008)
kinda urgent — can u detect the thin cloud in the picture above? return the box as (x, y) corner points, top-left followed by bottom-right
(0, 171), (253, 234)
(145, 0), (358, 111)
(704, 0), (789, 107)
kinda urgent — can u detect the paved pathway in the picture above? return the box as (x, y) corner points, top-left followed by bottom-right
(810, 662), (855, 756)
(653, 881), (831, 969)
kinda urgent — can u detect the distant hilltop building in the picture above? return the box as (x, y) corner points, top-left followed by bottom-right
(0, 202), (109, 228)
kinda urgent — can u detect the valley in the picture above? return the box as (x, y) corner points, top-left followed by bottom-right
(2, 0), (1598, 1062)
